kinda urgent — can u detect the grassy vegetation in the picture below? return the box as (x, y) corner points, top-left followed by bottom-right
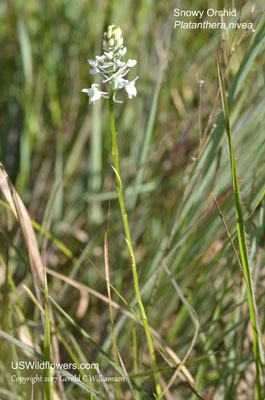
(0, 0), (265, 398)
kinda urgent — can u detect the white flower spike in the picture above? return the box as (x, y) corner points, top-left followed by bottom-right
(82, 25), (138, 104)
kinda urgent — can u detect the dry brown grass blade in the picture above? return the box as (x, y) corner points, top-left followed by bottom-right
(0, 163), (64, 397)
(117, 351), (136, 400)
(46, 267), (133, 318)
(157, 348), (203, 400)
(0, 163), (44, 286)
(0, 162), (44, 320)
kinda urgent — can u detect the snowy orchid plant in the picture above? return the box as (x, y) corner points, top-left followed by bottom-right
(82, 25), (138, 104)
(81, 26), (162, 397)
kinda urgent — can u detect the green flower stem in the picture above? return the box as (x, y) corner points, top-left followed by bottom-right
(108, 87), (162, 398)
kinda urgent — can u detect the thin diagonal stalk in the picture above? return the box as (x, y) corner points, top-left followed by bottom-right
(108, 86), (162, 398)
(217, 48), (263, 399)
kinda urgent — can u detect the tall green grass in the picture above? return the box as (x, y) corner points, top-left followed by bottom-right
(217, 46), (263, 399)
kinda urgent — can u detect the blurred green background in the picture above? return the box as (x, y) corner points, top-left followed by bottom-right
(0, 0), (265, 398)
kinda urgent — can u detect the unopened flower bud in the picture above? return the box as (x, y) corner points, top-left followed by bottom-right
(103, 24), (124, 52)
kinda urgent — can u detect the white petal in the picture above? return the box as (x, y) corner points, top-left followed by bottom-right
(127, 59), (137, 67)
(90, 90), (102, 103)
(117, 60), (125, 68)
(119, 47), (127, 56)
(105, 51), (114, 60)
(89, 67), (100, 75)
(88, 59), (97, 67)
(125, 81), (137, 99)
(96, 55), (106, 63)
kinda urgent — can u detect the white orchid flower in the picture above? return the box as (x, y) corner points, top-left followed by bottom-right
(82, 84), (107, 104)
(125, 78), (138, 99)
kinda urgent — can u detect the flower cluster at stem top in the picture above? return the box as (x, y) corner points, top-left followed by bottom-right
(82, 25), (138, 104)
